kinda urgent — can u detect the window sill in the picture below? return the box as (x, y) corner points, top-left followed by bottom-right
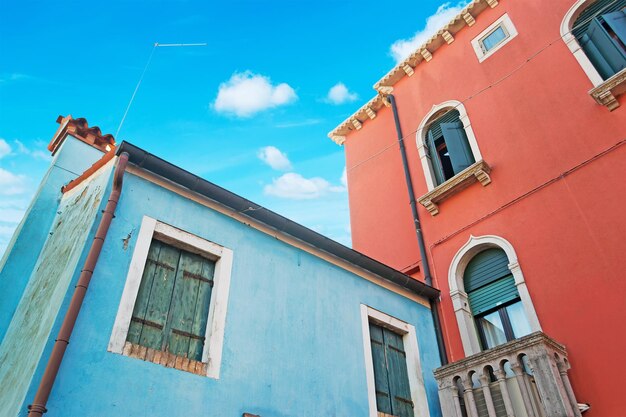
(418, 160), (492, 216)
(589, 68), (626, 111)
(121, 341), (208, 376)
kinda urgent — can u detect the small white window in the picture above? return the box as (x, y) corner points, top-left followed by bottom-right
(471, 14), (518, 62)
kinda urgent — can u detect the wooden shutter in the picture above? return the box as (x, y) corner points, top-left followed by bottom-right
(127, 240), (215, 361)
(572, 0), (626, 40)
(583, 16), (626, 78)
(127, 240), (180, 350)
(464, 249), (520, 315)
(369, 322), (414, 417)
(426, 130), (445, 186)
(165, 251), (215, 361)
(603, 9), (626, 41)
(441, 121), (475, 175)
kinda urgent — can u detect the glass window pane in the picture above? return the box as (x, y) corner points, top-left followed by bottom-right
(506, 302), (532, 338)
(482, 26), (508, 51)
(478, 311), (507, 349)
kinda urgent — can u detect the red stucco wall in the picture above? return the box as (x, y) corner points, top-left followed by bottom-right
(344, 1), (626, 415)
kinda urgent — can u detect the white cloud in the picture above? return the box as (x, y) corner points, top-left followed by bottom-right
(326, 83), (358, 105)
(258, 146), (292, 171)
(340, 167), (347, 188)
(0, 168), (26, 195)
(390, 1), (470, 63)
(13, 140), (51, 161)
(214, 71), (297, 117)
(264, 173), (346, 200)
(0, 139), (11, 159)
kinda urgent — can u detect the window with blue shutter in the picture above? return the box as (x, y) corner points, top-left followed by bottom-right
(425, 109), (476, 186)
(463, 248), (531, 350)
(574, 1), (626, 80)
(369, 322), (414, 417)
(126, 239), (215, 361)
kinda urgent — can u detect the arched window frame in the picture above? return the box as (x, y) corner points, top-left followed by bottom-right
(416, 101), (483, 191)
(560, 0), (606, 87)
(448, 235), (541, 356)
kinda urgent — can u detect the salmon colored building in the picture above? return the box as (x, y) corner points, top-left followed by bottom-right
(330, 0), (626, 416)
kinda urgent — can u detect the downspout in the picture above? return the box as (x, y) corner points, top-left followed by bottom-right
(386, 94), (448, 365)
(27, 152), (129, 416)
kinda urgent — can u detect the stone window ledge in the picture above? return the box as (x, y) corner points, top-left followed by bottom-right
(121, 341), (208, 376)
(590, 68), (626, 111)
(418, 160), (491, 216)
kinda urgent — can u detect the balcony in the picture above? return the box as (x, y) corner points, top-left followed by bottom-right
(434, 332), (583, 417)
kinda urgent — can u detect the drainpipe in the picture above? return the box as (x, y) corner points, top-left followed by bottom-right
(27, 152), (129, 416)
(386, 94), (448, 365)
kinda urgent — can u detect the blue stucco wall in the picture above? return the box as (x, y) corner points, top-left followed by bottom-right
(0, 137), (105, 343)
(20, 171), (443, 417)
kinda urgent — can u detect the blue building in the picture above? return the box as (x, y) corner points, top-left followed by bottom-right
(0, 116), (443, 417)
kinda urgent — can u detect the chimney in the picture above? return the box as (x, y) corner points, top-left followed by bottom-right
(47, 115), (116, 156)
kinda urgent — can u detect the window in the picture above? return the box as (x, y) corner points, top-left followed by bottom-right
(109, 216), (233, 378)
(425, 109), (475, 186)
(573, 1), (626, 80)
(471, 14), (518, 62)
(126, 239), (215, 362)
(369, 322), (413, 417)
(360, 305), (430, 417)
(463, 248), (532, 350)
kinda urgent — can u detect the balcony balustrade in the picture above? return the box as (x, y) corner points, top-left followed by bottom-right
(434, 332), (582, 417)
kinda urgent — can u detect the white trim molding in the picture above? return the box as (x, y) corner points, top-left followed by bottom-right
(471, 13), (519, 62)
(448, 235), (541, 356)
(416, 100), (483, 191)
(108, 215), (233, 379)
(561, 0), (605, 88)
(360, 305), (430, 417)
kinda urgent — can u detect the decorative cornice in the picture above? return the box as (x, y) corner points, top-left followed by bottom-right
(328, 0), (498, 144)
(589, 67), (626, 111)
(48, 115), (116, 155)
(417, 160), (492, 216)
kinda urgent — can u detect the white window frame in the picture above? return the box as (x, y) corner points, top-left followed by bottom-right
(360, 305), (430, 417)
(108, 215), (233, 379)
(560, 0), (606, 87)
(416, 100), (483, 191)
(471, 13), (519, 62)
(448, 235), (541, 356)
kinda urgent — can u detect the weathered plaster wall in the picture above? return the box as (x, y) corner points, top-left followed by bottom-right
(21, 172), (442, 417)
(0, 160), (113, 417)
(0, 137), (105, 343)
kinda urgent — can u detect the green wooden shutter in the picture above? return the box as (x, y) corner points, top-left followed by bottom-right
(441, 121), (475, 175)
(580, 32), (616, 79)
(370, 323), (393, 415)
(369, 323), (413, 417)
(603, 9), (626, 41)
(426, 130), (445, 186)
(583, 17), (626, 78)
(572, 0), (626, 40)
(127, 241), (181, 350)
(464, 249), (519, 315)
(166, 251), (215, 361)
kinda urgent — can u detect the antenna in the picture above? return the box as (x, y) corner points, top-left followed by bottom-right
(115, 42), (207, 139)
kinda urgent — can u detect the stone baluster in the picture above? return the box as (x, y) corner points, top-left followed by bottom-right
(511, 363), (537, 417)
(462, 376), (480, 417)
(479, 374), (498, 417)
(493, 369), (515, 417)
(557, 361), (582, 417)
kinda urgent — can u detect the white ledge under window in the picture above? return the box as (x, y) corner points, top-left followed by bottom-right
(589, 68), (626, 111)
(417, 160), (492, 216)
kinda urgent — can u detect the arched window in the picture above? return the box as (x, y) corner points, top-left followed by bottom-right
(416, 101), (483, 191)
(572, 0), (626, 80)
(449, 235), (541, 356)
(425, 109), (476, 186)
(464, 248), (532, 350)
(561, 0), (626, 87)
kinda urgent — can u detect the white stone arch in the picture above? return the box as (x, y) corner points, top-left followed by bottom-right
(448, 235), (542, 356)
(415, 100), (483, 191)
(560, 0), (605, 87)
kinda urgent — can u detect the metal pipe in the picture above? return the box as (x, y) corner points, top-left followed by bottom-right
(386, 94), (448, 365)
(27, 152), (129, 416)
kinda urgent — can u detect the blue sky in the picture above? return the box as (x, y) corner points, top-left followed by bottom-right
(0, 0), (469, 255)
